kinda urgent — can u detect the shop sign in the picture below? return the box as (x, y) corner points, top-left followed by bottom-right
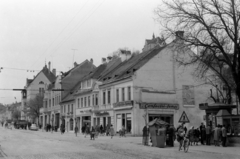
(139, 102), (179, 110)
(113, 100), (133, 108)
(95, 111), (109, 116)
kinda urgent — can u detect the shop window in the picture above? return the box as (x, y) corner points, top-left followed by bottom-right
(70, 118), (73, 131)
(108, 90), (111, 104)
(122, 88), (125, 101)
(103, 91), (106, 105)
(128, 86), (131, 100)
(116, 89), (119, 102)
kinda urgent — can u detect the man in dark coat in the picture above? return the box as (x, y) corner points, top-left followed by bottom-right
(168, 124), (175, 147)
(142, 126), (149, 146)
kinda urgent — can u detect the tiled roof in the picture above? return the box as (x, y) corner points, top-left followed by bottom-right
(61, 92), (74, 103)
(42, 66), (56, 83)
(81, 64), (108, 81)
(100, 46), (165, 84)
(26, 79), (33, 86)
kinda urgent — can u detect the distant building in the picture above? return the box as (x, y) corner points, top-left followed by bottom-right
(142, 33), (166, 52)
(21, 62), (56, 122)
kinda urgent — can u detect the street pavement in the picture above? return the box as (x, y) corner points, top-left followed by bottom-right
(0, 127), (240, 159)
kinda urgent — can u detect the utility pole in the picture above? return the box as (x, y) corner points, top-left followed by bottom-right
(72, 49), (78, 68)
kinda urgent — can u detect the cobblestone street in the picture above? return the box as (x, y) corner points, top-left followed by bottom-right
(0, 127), (240, 159)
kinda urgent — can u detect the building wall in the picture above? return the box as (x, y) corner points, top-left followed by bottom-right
(132, 45), (214, 135)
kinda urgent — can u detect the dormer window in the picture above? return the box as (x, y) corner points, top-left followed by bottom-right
(108, 77), (111, 80)
(126, 70), (131, 74)
(39, 81), (44, 84)
(114, 75), (118, 77)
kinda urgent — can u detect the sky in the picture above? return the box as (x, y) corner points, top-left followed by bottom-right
(0, 0), (163, 105)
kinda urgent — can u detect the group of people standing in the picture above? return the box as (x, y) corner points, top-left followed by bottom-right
(179, 122), (228, 147)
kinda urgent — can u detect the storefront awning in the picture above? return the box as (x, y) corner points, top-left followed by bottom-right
(216, 109), (231, 117)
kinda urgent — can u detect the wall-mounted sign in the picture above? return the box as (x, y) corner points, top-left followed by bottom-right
(113, 100), (133, 108)
(182, 85), (195, 107)
(139, 103), (179, 110)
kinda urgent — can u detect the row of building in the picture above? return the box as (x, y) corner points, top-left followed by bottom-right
(20, 32), (215, 135)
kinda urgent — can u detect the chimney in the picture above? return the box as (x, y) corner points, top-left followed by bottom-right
(48, 61), (51, 71)
(107, 56), (112, 63)
(175, 31), (184, 40)
(90, 58), (93, 64)
(52, 69), (56, 76)
(119, 50), (130, 62)
(102, 58), (106, 64)
(74, 62), (78, 67)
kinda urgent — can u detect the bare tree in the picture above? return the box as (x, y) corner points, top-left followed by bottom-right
(24, 94), (43, 124)
(155, 0), (240, 103)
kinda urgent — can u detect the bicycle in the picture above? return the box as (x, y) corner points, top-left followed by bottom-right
(179, 137), (189, 153)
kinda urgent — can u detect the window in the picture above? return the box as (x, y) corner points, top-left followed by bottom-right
(52, 98), (54, 106)
(81, 98), (83, 107)
(39, 88), (44, 96)
(87, 79), (91, 87)
(95, 94), (98, 105)
(39, 81), (44, 84)
(61, 105), (63, 113)
(116, 89), (119, 102)
(88, 96), (90, 107)
(122, 88), (125, 101)
(103, 91), (106, 105)
(128, 86), (131, 100)
(78, 98), (80, 108)
(71, 104), (73, 113)
(84, 97), (87, 107)
(92, 94), (95, 106)
(49, 99), (51, 107)
(64, 105), (66, 113)
(108, 90), (111, 104)
(68, 105), (70, 113)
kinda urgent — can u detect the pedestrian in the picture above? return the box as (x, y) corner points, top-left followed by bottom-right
(81, 125), (85, 134)
(75, 126), (79, 137)
(214, 125), (220, 146)
(60, 124), (65, 134)
(168, 124), (175, 147)
(221, 125), (227, 147)
(219, 125), (223, 145)
(189, 126), (195, 146)
(142, 125), (149, 146)
(85, 124), (90, 138)
(206, 125), (211, 145)
(201, 125), (206, 145)
(100, 125), (103, 135)
(110, 124), (114, 139)
(200, 122), (204, 145)
(90, 126), (95, 140)
(193, 128), (200, 145)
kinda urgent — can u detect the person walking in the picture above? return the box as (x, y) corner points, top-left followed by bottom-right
(189, 126), (195, 146)
(74, 126), (79, 137)
(206, 125), (211, 145)
(201, 125), (206, 145)
(222, 125), (227, 147)
(199, 123), (204, 145)
(168, 124), (175, 147)
(110, 125), (114, 139)
(193, 128), (200, 145)
(85, 124), (90, 138)
(81, 125), (85, 135)
(100, 125), (103, 135)
(90, 126), (95, 140)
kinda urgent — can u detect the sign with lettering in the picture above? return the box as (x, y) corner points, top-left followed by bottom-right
(113, 100), (133, 108)
(182, 85), (195, 106)
(139, 103), (179, 110)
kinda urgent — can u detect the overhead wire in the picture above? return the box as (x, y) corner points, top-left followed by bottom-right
(29, 0), (90, 68)
(50, 0), (105, 57)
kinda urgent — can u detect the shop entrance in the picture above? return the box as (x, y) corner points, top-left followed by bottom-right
(148, 114), (173, 125)
(82, 116), (91, 128)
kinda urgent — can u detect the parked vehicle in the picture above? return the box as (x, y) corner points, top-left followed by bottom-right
(30, 124), (38, 131)
(15, 120), (28, 129)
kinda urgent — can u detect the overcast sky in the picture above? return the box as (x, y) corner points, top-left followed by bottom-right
(0, 0), (163, 105)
